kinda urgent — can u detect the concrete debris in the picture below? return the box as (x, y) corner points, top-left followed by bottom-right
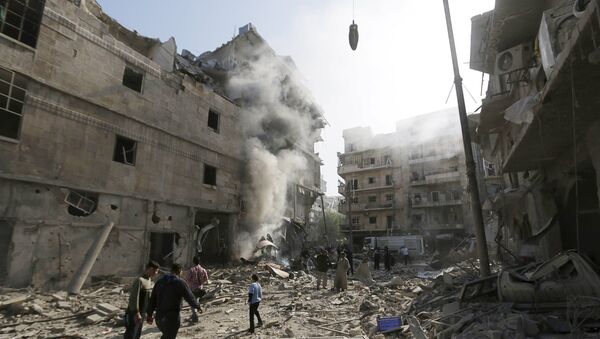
(1, 251), (598, 338)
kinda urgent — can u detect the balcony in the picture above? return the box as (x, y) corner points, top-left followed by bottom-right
(410, 171), (461, 186)
(411, 196), (462, 208)
(338, 157), (392, 175)
(498, 1), (600, 172)
(422, 223), (465, 230)
(338, 202), (396, 213)
(408, 152), (459, 165)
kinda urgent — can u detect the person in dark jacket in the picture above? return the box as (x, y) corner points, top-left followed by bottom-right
(123, 261), (160, 339)
(373, 248), (381, 271)
(315, 248), (330, 289)
(146, 263), (201, 339)
(384, 246), (392, 271)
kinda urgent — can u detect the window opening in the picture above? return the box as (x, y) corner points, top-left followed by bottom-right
(113, 135), (137, 165)
(0, 67), (26, 140)
(122, 66), (144, 92)
(368, 195), (376, 203)
(369, 216), (377, 224)
(204, 164), (217, 185)
(208, 109), (220, 132)
(65, 190), (98, 217)
(0, 0), (45, 48)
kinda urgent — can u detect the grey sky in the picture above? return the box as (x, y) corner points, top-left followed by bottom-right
(98, 0), (494, 196)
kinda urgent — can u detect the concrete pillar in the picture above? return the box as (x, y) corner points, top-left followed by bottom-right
(68, 222), (114, 294)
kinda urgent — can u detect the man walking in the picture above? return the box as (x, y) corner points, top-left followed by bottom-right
(124, 261), (160, 339)
(384, 246), (392, 272)
(315, 248), (330, 290)
(147, 263), (201, 339)
(185, 256), (208, 323)
(373, 248), (381, 271)
(247, 274), (263, 334)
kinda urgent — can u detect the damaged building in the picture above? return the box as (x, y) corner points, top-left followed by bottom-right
(0, 0), (323, 288)
(338, 109), (482, 252)
(470, 0), (600, 263)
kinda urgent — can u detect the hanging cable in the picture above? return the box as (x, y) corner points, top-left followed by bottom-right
(570, 60), (581, 253)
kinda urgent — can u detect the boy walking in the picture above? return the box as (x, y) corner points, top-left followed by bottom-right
(124, 261), (160, 339)
(247, 274), (263, 334)
(185, 256), (208, 323)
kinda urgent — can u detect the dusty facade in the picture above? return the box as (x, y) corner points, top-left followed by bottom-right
(337, 109), (479, 252)
(470, 0), (600, 263)
(0, 1), (323, 288)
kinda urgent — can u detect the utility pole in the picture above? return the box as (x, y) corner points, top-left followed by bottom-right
(442, 0), (491, 277)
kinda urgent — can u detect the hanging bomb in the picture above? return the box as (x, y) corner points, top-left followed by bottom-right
(349, 20), (359, 50)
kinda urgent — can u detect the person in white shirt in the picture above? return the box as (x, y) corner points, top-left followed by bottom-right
(401, 246), (410, 266)
(247, 274), (263, 334)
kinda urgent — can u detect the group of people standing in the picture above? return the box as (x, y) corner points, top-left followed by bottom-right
(372, 245), (410, 271)
(123, 256), (263, 338)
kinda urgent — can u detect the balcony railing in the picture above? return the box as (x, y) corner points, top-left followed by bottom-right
(422, 223), (464, 230)
(409, 171), (461, 186)
(338, 201), (396, 213)
(411, 197), (462, 208)
(408, 152), (459, 164)
(338, 157), (392, 175)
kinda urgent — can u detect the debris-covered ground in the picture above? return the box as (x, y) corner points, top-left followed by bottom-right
(2, 252), (600, 338)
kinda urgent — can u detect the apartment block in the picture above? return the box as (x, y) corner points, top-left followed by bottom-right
(0, 0), (323, 288)
(469, 0), (600, 263)
(338, 109), (472, 251)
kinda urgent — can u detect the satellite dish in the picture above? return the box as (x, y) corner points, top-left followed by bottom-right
(349, 20), (359, 50)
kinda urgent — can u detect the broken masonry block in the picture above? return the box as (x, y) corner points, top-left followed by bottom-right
(96, 303), (120, 315)
(85, 313), (105, 324)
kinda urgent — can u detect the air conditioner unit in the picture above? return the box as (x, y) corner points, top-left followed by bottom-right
(494, 43), (533, 74)
(538, 2), (580, 77)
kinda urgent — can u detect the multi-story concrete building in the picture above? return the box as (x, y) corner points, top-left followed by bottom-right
(469, 0), (600, 263)
(0, 0), (323, 287)
(337, 109), (472, 251)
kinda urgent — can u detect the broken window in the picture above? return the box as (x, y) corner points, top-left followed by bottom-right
(369, 216), (377, 224)
(207, 109), (220, 132)
(122, 65), (144, 93)
(351, 216), (360, 224)
(350, 178), (358, 190)
(65, 190), (98, 217)
(0, 67), (26, 140)
(386, 216), (393, 228)
(431, 191), (440, 202)
(203, 164), (217, 186)
(369, 158), (375, 165)
(385, 194), (393, 201)
(112, 135), (137, 165)
(351, 196), (358, 204)
(368, 195), (376, 203)
(149, 232), (177, 267)
(368, 177), (375, 184)
(452, 191), (461, 201)
(0, 0), (45, 48)
(385, 175), (392, 185)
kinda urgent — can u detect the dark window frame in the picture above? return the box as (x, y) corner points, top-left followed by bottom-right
(203, 164), (217, 186)
(0, 0), (45, 48)
(369, 216), (377, 224)
(0, 66), (27, 140)
(207, 108), (220, 133)
(112, 135), (137, 166)
(122, 65), (144, 93)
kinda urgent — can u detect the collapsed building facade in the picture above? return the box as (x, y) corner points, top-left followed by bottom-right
(470, 0), (600, 263)
(338, 109), (485, 252)
(0, 0), (323, 288)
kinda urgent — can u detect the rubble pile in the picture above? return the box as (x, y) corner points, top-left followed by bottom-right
(2, 251), (600, 338)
